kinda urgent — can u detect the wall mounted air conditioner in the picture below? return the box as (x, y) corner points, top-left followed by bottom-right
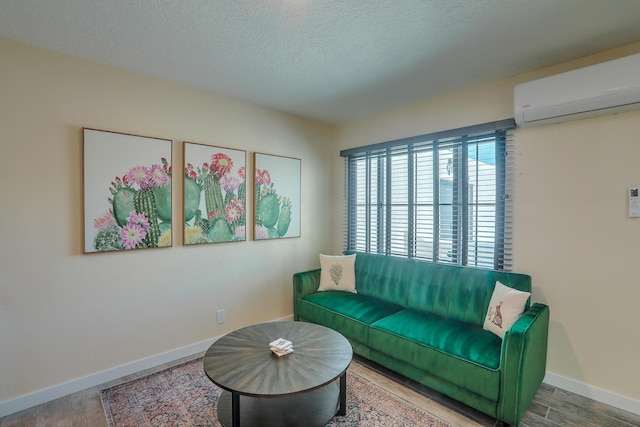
(514, 53), (640, 127)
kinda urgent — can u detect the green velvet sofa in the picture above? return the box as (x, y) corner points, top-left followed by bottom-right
(293, 251), (549, 426)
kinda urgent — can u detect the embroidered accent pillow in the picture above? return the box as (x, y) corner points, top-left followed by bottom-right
(318, 254), (357, 293)
(483, 281), (531, 338)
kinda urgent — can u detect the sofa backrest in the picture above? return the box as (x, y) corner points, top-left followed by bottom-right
(407, 261), (532, 325)
(346, 251), (532, 326)
(346, 251), (414, 307)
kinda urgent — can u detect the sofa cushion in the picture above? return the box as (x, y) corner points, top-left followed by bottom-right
(483, 280), (531, 338)
(297, 292), (405, 357)
(300, 291), (404, 325)
(369, 308), (502, 400)
(318, 254), (357, 293)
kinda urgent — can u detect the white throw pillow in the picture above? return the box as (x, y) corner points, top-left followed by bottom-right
(318, 254), (357, 293)
(483, 281), (531, 338)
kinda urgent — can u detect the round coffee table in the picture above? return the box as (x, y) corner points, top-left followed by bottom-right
(203, 321), (352, 427)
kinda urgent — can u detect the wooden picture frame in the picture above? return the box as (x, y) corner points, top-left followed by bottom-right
(254, 152), (301, 240)
(83, 128), (172, 253)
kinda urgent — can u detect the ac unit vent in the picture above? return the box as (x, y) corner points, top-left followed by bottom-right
(514, 53), (640, 127)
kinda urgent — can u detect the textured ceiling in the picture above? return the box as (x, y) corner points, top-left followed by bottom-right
(2, 0), (640, 123)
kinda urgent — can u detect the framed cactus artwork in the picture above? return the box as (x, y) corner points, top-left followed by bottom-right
(83, 128), (173, 253)
(254, 152), (301, 240)
(183, 142), (247, 244)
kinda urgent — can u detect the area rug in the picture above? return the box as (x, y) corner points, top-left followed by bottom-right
(101, 358), (451, 427)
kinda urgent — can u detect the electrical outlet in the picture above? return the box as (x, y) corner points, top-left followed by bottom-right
(216, 309), (226, 324)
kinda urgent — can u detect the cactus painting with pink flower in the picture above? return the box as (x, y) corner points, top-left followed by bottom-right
(254, 153), (301, 240)
(183, 143), (247, 244)
(83, 129), (173, 253)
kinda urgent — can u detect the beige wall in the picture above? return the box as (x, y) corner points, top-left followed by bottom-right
(514, 113), (640, 400)
(3, 32), (640, 413)
(0, 37), (335, 403)
(334, 42), (640, 405)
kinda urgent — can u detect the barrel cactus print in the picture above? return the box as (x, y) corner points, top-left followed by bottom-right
(183, 143), (246, 244)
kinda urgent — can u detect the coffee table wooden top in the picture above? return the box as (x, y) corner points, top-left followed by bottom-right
(203, 321), (352, 397)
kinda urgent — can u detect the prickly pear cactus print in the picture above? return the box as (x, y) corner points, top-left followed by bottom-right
(183, 177), (201, 222)
(257, 193), (280, 229)
(112, 187), (135, 227)
(254, 154), (300, 240)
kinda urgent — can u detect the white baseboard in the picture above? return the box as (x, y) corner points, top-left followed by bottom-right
(0, 336), (218, 418)
(544, 371), (640, 416)
(0, 315), (295, 418)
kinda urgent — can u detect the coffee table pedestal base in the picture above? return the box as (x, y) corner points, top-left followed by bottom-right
(218, 381), (342, 427)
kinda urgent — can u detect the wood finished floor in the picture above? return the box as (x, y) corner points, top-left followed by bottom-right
(2, 353), (639, 427)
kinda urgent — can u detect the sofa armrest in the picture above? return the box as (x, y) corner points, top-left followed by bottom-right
(498, 302), (550, 426)
(293, 269), (321, 320)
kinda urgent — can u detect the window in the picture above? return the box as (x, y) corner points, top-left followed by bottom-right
(341, 120), (515, 270)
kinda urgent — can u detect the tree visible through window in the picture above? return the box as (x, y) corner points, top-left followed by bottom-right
(341, 120), (514, 270)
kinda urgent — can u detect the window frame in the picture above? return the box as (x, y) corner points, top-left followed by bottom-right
(340, 119), (515, 270)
